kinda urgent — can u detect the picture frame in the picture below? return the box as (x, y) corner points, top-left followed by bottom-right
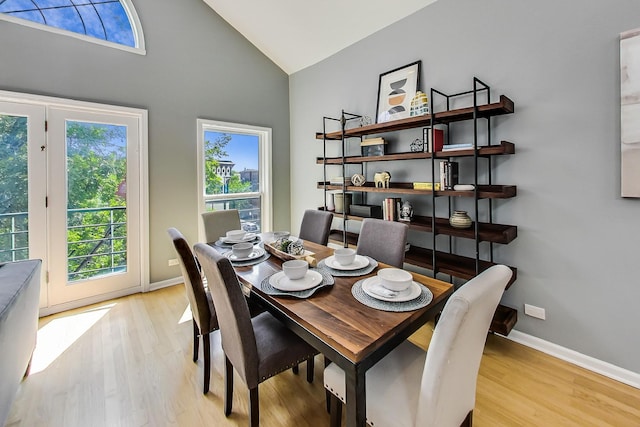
(375, 60), (421, 123)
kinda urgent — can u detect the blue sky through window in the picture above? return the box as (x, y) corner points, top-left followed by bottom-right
(0, 0), (135, 47)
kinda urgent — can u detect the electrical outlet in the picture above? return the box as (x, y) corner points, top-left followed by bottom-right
(524, 304), (546, 320)
(168, 258), (179, 266)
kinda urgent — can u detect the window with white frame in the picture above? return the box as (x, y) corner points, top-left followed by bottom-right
(0, 0), (145, 54)
(197, 119), (272, 238)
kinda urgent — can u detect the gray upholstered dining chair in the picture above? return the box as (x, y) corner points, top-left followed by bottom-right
(298, 209), (334, 245)
(355, 218), (408, 268)
(201, 209), (242, 243)
(167, 227), (263, 394)
(323, 264), (512, 427)
(193, 243), (319, 427)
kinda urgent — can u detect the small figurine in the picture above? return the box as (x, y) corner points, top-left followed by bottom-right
(399, 200), (413, 222)
(373, 171), (391, 188)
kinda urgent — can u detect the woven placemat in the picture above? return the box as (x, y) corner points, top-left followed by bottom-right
(259, 268), (334, 298)
(227, 252), (271, 267)
(351, 279), (433, 312)
(317, 256), (378, 277)
(213, 235), (261, 248)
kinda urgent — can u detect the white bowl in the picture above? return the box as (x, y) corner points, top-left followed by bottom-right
(226, 229), (246, 240)
(334, 248), (356, 265)
(282, 259), (308, 280)
(377, 268), (413, 292)
(232, 242), (253, 258)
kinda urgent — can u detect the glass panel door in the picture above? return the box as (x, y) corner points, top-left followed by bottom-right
(47, 107), (142, 306)
(0, 102), (47, 304)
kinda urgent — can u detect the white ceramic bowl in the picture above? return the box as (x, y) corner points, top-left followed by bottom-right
(226, 229), (246, 240)
(334, 248), (356, 265)
(377, 268), (413, 292)
(232, 242), (253, 258)
(282, 259), (308, 280)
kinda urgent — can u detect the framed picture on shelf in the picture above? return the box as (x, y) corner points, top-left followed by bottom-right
(375, 60), (421, 123)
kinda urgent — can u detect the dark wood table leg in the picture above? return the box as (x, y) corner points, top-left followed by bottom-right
(344, 363), (366, 427)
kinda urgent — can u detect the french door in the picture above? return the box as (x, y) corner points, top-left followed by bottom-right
(0, 94), (147, 311)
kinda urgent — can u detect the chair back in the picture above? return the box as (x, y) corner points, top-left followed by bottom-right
(415, 264), (512, 427)
(356, 218), (408, 268)
(298, 209), (333, 245)
(193, 243), (259, 386)
(201, 209), (242, 243)
(167, 227), (218, 333)
(167, 228), (217, 333)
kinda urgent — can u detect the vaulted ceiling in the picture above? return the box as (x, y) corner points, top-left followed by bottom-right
(203, 0), (438, 74)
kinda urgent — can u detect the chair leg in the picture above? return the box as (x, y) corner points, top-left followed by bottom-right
(192, 318), (199, 362)
(203, 333), (210, 394)
(306, 356), (315, 383)
(329, 393), (343, 427)
(248, 386), (259, 427)
(224, 356), (234, 416)
(292, 364), (299, 375)
(461, 410), (473, 427)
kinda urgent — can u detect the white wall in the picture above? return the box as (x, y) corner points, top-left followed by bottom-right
(290, 0), (640, 373)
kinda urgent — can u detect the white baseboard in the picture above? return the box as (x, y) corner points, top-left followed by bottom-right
(148, 276), (183, 292)
(507, 329), (640, 390)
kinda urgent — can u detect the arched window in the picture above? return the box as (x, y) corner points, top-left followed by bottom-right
(0, 0), (145, 54)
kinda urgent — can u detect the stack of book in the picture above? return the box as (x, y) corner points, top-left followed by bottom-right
(382, 197), (402, 221)
(360, 137), (386, 156)
(439, 161), (459, 190)
(422, 128), (444, 152)
(442, 142), (474, 151)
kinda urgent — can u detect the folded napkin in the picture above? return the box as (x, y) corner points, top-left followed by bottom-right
(368, 282), (399, 298)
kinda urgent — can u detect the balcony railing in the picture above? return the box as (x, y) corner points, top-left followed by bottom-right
(0, 207), (127, 281)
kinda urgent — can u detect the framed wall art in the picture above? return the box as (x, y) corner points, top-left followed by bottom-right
(376, 60), (421, 123)
(621, 28), (640, 197)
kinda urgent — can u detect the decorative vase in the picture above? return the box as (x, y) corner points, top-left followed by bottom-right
(449, 210), (472, 229)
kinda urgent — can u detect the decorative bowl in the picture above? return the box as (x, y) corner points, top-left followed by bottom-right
(226, 229), (247, 240)
(282, 259), (309, 280)
(334, 248), (356, 265)
(232, 242), (253, 258)
(377, 268), (413, 292)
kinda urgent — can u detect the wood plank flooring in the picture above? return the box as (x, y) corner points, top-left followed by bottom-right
(6, 285), (640, 427)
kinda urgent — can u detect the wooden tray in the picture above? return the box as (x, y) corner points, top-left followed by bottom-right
(264, 241), (314, 261)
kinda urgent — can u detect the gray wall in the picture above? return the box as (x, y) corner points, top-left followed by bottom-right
(0, 0), (291, 283)
(290, 0), (640, 373)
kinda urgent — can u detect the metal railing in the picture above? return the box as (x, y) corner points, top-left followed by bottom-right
(0, 207), (127, 281)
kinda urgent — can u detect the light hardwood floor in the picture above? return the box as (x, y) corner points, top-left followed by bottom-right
(6, 285), (640, 427)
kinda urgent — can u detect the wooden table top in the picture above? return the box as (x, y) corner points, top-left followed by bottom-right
(233, 239), (453, 364)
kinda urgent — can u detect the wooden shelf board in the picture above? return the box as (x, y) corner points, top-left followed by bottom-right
(316, 95), (514, 140)
(326, 213), (516, 244)
(491, 304), (518, 336)
(318, 182), (517, 199)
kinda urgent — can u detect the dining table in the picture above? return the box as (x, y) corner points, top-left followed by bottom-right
(213, 234), (454, 427)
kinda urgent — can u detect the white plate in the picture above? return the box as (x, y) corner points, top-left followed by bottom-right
(269, 270), (323, 291)
(220, 233), (258, 244)
(324, 255), (370, 271)
(224, 246), (265, 262)
(361, 277), (422, 302)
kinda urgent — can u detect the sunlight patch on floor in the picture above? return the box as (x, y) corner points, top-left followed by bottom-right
(30, 303), (115, 374)
(178, 304), (191, 324)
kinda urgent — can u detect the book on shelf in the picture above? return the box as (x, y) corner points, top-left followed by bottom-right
(423, 127), (444, 152)
(413, 182), (441, 190)
(442, 142), (474, 151)
(361, 137), (386, 156)
(382, 197), (401, 221)
(439, 161), (459, 190)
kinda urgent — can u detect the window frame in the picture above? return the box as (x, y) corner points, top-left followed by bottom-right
(196, 119), (272, 241)
(0, 0), (146, 55)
